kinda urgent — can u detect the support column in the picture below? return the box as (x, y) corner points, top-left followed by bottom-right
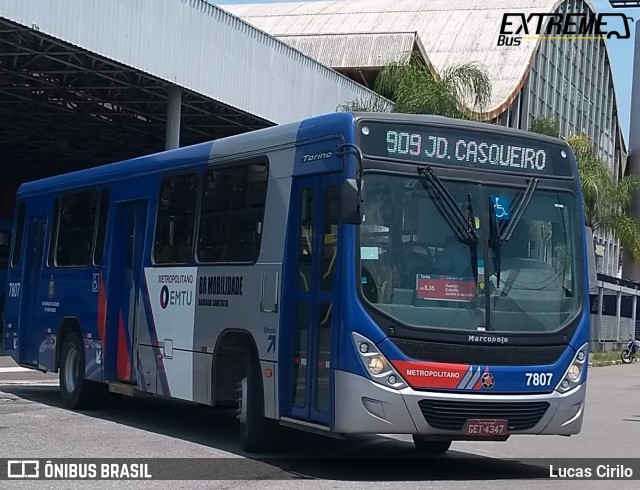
(632, 289), (638, 338)
(616, 290), (622, 343)
(597, 286), (604, 347)
(166, 85), (182, 150)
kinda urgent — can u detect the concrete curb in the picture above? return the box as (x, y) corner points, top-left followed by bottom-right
(589, 360), (624, 367)
(589, 359), (638, 367)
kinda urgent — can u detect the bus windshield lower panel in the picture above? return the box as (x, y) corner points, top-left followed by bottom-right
(358, 172), (581, 334)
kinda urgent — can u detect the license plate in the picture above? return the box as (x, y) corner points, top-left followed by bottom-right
(464, 419), (508, 436)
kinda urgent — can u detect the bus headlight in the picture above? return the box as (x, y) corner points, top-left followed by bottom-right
(567, 364), (581, 382)
(555, 342), (589, 394)
(352, 332), (407, 390)
(367, 356), (386, 375)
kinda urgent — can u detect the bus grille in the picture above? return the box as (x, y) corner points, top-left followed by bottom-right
(417, 400), (550, 431)
(392, 338), (566, 366)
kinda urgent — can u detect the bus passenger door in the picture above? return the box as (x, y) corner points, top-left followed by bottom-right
(19, 215), (46, 367)
(107, 200), (147, 385)
(281, 173), (341, 428)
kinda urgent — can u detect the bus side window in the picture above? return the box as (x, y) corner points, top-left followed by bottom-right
(10, 203), (25, 268)
(321, 185), (339, 291)
(0, 228), (11, 267)
(197, 161), (268, 264)
(47, 198), (60, 267)
(93, 189), (110, 265)
(298, 188), (313, 291)
(154, 173), (198, 264)
(55, 191), (98, 267)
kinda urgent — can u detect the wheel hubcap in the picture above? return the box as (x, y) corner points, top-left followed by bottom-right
(236, 377), (248, 424)
(64, 345), (79, 392)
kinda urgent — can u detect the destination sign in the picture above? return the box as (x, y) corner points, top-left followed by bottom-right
(358, 122), (573, 177)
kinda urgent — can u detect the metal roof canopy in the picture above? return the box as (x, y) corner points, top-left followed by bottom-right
(0, 18), (271, 183)
(276, 32), (423, 88)
(0, 0), (389, 186)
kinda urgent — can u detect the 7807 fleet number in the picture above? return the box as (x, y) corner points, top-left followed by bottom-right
(525, 372), (553, 386)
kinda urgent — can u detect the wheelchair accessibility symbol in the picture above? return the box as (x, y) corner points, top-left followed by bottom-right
(491, 195), (511, 221)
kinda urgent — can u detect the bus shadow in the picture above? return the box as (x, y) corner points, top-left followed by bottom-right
(1, 385), (549, 481)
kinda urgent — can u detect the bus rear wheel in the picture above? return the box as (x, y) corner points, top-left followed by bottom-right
(412, 436), (452, 454)
(237, 352), (273, 453)
(59, 331), (103, 409)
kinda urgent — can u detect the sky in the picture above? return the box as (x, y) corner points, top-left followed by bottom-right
(216, 0), (639, 147)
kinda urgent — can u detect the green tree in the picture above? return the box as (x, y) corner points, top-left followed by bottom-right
(529, 115), (560, 138)
(338, 94), (392, 113)
(338, 52), (492, 119)
(530, 116), (640, 259)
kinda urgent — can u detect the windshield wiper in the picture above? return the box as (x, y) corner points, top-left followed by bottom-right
(466, 194), (479, 284)
(488, 195), (502, 287)
(417, 166), (478, 283)
(488, 177), (539, 288)
(500, 177), (539, 241)
(417, 166), (478, 245)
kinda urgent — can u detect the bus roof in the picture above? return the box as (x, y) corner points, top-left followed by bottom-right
(17, 140), (215, 198)
(14, 112), (356, 198)
(15, 111), (571, 198)
(351, 112), (571, 146)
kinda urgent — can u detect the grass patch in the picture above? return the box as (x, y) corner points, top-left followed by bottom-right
(589, 351), (622, 364)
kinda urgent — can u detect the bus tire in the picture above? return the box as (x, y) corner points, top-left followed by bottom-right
(412, 436), (451, 454)
(59, 331), (102, 409)
(238, 352), (272, 453)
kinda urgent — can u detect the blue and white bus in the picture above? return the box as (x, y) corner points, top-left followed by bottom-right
(3, 112), (594, 453)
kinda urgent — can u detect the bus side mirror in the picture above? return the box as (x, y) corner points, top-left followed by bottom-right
(585, 226), (598, 290)
(341, 179), (362, 225)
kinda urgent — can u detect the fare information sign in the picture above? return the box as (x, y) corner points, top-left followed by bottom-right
(416, 274), (477, 301)
(358, 121), (573, 177)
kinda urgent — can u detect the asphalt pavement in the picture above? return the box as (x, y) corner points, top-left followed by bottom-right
(0, 350), (639, 489)
(0, 346), (58, 385)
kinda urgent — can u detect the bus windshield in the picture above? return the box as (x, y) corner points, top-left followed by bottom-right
(358, 171), (581, 334)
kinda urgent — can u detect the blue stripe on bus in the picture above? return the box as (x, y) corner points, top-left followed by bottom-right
(141, 271), (171, 397)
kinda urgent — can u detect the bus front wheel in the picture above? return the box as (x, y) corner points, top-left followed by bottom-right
(412, 436), (452, 454)
(59, 331), (103, 409)
(238, 352), (273, 453)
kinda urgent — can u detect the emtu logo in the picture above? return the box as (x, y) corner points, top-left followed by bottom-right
(160, 285), (169, 309)
(159, 285), (192, 309)
(497, 12), (634, 46)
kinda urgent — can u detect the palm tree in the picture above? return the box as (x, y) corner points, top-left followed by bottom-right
(529, 116), (640, 260)
(338, 52), (492, 119)
(529, 115), (560, 138)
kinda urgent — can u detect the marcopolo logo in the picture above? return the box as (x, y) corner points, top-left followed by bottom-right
(497, 12), (634, 46)
(468, 335), (509, 344)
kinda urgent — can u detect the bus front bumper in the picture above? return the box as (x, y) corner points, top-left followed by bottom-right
(333, 370), (585, 438)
